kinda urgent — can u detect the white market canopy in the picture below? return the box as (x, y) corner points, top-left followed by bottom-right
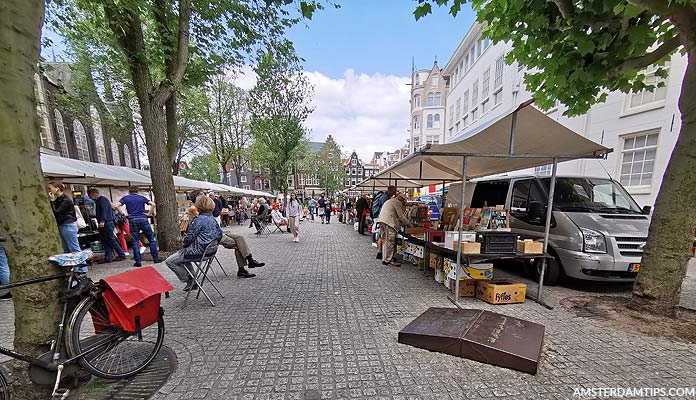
(373, 100), (612, 185)
(353, 176), (422, 193)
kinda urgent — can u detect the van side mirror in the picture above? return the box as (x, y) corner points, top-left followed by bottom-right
(642, 205), (652, 215)
(528, 201), (547, 223)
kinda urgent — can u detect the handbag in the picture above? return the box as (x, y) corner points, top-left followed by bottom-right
(74, 206), (88, 229)
(114, 212), (127, 226)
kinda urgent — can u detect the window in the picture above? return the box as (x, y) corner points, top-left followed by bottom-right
(449, 127), (454, 137)
(465, 54), (470, 70)
(110, 138), (120, 166)
(351, 168), (357, 175)
(434, 92), (441, 106)
(482, 99), (489, 114)
(433, 114), (440, 129)
(427, 114), (434, 128)
(54, 109), (69, 157)
(463, 115), (469, 126)
(471, 108), (478, 120)
(449, 106), (454, 126)
(471, 80), (479, 105)
(351, 159), (356, 165)
(620, 131), (659, 187)
(534, 164), (552, 176)
(459, 60), (464, 80)
(432, 75), (439, 87)
(263, 179), (271, 190)
(345, 178), (351, 186)
(358, 167), (362, 175)
(414, 94), (421, 107)
(477, 40), (483, 57)
(462, 91), (469, 119)
(241, 175), (247, 183)
(413, 115), (420, 129)
(455, 122), (460, 133)
(470, 47), (475, 67)
(351, 178), (357, 185)
(74, 120), (90, 161)
(482, 68), (490, 99)
(494, 56), (504, 88)
(124, 144), (132, 168)
(625, 64), (669, 114)
(426, 135), (440, 145)
(427, 92), (434, 106)
(243, 185), (250, 190)
(455, 98), (461, 120)
(494, 89), (503, 106)
(298, 175), (305, 186)
(413, 136), (420, 149)
(91, 106), (107, 164)
(415, 74), (420, 85)
(484, 37), (491, 49)
(509, 179), (546, 224)
(255, 179), (262, 190)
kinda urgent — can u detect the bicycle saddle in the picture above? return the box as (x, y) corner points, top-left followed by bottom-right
(48, 251), (94, 267)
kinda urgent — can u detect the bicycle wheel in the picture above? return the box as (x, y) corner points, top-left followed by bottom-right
(66, 296), (165, 379)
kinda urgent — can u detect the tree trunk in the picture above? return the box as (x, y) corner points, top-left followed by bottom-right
(0, 0), (63, 397)
(630, 46), (696, 315)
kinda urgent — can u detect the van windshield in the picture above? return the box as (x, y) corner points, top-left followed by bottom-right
(540, 178), (642, 214)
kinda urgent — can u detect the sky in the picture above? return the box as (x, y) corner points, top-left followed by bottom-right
(42, 1), (477, 163)
(280, 1), (477, 162)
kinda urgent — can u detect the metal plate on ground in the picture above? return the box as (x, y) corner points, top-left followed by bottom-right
(398, 307), (545, 374)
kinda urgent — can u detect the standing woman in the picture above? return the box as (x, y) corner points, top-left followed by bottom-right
(287, 193), (303, 243)
(47, 182), (80, 253)
(324, 198), (332, 224)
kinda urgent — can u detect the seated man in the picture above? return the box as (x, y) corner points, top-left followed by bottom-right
(219, 232), (265, 278)
(271, 207), (288, 226)
(250, 198), (268, 232)
(165, 196), (222, 291)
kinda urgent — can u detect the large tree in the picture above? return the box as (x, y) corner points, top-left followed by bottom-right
(416, 0), (696, 314)
(304, 135), (346, 196)
(48, 0), (306, 251)
(0, 0), (64, 398)
(249, 48), (314, 195)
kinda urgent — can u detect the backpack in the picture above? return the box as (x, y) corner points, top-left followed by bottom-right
(370, 191), (388, 219)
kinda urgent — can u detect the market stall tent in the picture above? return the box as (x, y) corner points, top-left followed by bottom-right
(41, 153), (152, 187)
(370, 100), (612, 306)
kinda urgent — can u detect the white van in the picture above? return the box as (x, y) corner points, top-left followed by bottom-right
(450, 176), (650, 284)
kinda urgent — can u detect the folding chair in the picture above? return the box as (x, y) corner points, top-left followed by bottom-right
(182, 240), (225, 307)
(271, 217), (290, 234)
(252, 209), (271, 238)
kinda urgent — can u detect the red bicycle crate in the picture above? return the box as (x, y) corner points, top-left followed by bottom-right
(100, 267), (173, 333)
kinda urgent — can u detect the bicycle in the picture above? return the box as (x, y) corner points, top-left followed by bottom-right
(0, 241), (165, 399)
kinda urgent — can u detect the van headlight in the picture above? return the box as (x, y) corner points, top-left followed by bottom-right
(581, 228), (606, 253)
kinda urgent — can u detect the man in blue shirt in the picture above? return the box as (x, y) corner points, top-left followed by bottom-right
(88, 188), (126, 264)
(113, 187), (161, 267)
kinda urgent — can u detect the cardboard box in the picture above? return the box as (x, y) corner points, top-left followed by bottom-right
(405, 226), (427, 235)
(426, 230), (445, 243)
(454, 241), (481, 254)
(476, 280), (526, 305)
(445, 231), (477, 249)
(517, 240), (544, 254)
(429, 253), (443, 269)
(449, 279), (476, 297)
(444, 259), (494, 280)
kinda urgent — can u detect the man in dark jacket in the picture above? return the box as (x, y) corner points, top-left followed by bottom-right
(355, 194), (369, 235)
(209, 192), (222, 226)
(88, 188), (126, 263)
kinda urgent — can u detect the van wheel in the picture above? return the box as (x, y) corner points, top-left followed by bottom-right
(532, 255), (563, 285)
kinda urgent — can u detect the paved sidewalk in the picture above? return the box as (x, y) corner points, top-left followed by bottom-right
(2, 220), (696, 399)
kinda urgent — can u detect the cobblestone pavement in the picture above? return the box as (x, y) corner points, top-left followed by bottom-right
(2, 220), (696, 399)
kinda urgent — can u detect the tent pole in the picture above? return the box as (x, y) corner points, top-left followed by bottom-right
(441, 180), (446, 206)
(453, 156), (467, 306)
(537, 157), (558, 302)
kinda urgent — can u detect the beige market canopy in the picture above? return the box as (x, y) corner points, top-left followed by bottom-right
(374, 100), (611, 185)
(41, 153), (152, 186)
(372, 100), (611, 307)
(353, 176), (422, 193)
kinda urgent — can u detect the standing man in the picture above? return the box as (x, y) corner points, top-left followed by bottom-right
(378, 187), (412, 267)
(355, 194), (369, 235)
(113, 187), (161, 267)
(88, 188), (126, 264)
(318, 194), (326, 224)
(307, 197), (316, 221)
(210, 192), (222, 226)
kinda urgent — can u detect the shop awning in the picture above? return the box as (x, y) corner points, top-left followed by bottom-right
(373, 100), (611, 185)
(354, 176), (422, 192)
(41, 153), (152, 186)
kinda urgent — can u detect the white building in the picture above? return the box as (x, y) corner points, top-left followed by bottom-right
(442, 22), (687, 207)
(409, 62), (448, 153)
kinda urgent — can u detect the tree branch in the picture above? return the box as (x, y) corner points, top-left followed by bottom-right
(616, 35), (681, 72)
(152, 0), (191, 106)
(552, 0), (575, 18)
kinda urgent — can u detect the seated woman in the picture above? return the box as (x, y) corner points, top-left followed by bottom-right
(165, 196), (222, 291)
(271, 207), (288, 226)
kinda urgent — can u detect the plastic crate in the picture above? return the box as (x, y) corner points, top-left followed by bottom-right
(479, 232), (518, 254)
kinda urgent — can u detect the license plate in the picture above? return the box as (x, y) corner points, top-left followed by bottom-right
(628, 263), (641, 273)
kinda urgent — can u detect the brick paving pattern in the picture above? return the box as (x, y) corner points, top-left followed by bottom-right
(1, 219), (696, 399)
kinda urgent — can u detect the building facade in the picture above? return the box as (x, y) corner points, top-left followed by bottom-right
(409, 62), (448, 153)
(344, 151), (366, 187)
(441, 22), (687, 207)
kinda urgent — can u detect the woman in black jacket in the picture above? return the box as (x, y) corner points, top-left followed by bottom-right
(47, 182), (81, 253)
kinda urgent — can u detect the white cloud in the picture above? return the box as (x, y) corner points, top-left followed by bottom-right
(304, 69), (410, 162)
(236, 67), (410, 162)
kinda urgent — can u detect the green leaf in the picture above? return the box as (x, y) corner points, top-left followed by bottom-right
(414, 3), (432, 20)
